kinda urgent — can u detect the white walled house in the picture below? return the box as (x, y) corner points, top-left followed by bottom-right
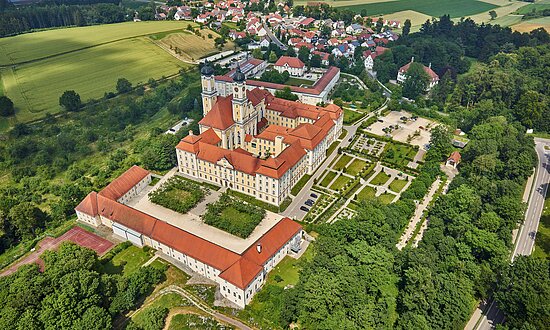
(273, 56), (306, 77)
(397, 58), (440, 90)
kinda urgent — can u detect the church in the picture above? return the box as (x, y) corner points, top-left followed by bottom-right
(176, 61), (343, 206)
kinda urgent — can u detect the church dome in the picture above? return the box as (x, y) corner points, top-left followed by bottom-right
(201, 60), (214, 76)
(233, 65), (245, 83)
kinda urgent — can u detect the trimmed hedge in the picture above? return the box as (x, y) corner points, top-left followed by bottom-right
(149, 176), (207, 214)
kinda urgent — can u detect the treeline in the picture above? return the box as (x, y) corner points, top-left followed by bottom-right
(0, 3), (129, 37)
(0, 71), (202, 254)
(0, 242), (165, 329)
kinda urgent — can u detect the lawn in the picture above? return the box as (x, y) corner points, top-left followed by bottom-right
(515, 1), (550, 15)
(370, 171), (391, 185)
(202, 194), (265, 238)
(149, 176), (207, 214)
(330, 174), (352, 191)
(266, 245), (314, 288)
(169, 313), (232, 330)
(291, 174), (311, 195)
(389, 178), (408, 192)
(0, 21), (196, 66)
(344, 109), (365, 124)
(101, 245), (154, 276)
(0, 37), (189, 126)
(512, 16), (550, 32)
(382, 143), (417, 167)
(357, 186), (377, 201)
(320, 171), (337, 187)
(333, 154), (353, 171)
(286, 77), (315, 86)
(379, 193), (396, 204)
(533, 192), (550, 259)
(326, 0), (499, 18)
(156, 29), (234, 61)
(345, 159), (368, 176)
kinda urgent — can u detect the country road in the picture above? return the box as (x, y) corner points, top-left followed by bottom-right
(465, 137), (550, 330)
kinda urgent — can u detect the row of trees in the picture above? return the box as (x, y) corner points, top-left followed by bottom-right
(0, 3), (129, 37)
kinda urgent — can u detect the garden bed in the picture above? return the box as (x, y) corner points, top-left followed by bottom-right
(370, 171), (391, 185)
(344, 159), (368, 176)
(357, 186), (376, 201)
(149, 176), (208, 214)
(329, 174), (352, 191)
(320, 171), (337, 187)
(202, 194), (265, 238)
(389, 178), (408, 192)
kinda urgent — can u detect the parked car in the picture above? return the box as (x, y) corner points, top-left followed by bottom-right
(300, 206), (310, 212)
(310, 193), (318, 198)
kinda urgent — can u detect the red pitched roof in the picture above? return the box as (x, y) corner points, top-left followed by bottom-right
(448, 151), (461, 163)
(198, 96), (235, 130)
(274, 56), (305, 69)
(399, 61), (439, 81)
(98, 166), (150, 200)
(75, 192), (99, 216)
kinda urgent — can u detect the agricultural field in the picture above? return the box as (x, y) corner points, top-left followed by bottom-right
(0, 22), (228, 129)
(512, 16), (550, 32)
(0, 21), (196, 66)
(515, 0), (550, 15)
(154, 29), (234, 62)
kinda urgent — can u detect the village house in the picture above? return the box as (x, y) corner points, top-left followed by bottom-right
(397, 58), (440, 90)
(273, 56), (306, 77)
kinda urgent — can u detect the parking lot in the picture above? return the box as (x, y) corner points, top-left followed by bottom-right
(367, 110), (436, 149)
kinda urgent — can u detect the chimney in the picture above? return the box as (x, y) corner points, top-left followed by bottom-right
(274, 136), (284, 156)
(411, 56), (414, 62)
(189, 130), (194, 136)
(428, 63), (432, 69)
(256, 243), (262, 253)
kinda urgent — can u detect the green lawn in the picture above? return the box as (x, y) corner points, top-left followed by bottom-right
(345, 159), (368, 176)
(286, 77), (314, 86)
(490, 15), (524, 27)
(101, 245), (154, 276)
(515, 2), (550, 15)
(0, 21), (196, 66)
(330, 174), (352, 191)
(333, 154), (353, 171)
(357, 186), (376, 201)
(344, 109), (365, 124)
(334, 0), (498, 18)
(379, 193), (396, 204)
(320, 171), (337, 187)
(149, 176), (206, 214)
(266, 246), (314, 288)
(382, 143), (417, 167)
(370, 171), (391, 186)
(533, 192), (550, 259)
(291, 174), (311, 196)
(203, 194), (265, 238)
(0, 37), (189, 126)
(389, 178), (408, 193)
(169, 313), (232, 330)
(338, 129), (348, 140)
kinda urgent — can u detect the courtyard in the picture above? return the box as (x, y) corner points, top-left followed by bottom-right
(366, 110), (437, 149)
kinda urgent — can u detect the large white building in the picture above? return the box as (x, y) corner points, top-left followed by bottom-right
(273, 56), (306, 77)
(397, 57), (440, 90)
(176, 62), (343, 206)
(214, 65), (340, 105)
(75, 165), (304, 309)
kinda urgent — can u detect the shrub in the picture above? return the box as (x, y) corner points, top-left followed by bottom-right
(149, 176), (207, 214)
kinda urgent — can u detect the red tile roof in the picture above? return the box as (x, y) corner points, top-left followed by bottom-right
(98, 166), (150, 201)
(75, 192), (99, 216)
(198, 96), (235, 130)
(448, 151), (461, 163)
(399, 61), (439, 81)
(274, 56), (305, 69)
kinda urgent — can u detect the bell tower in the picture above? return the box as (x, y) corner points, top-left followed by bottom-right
(200, 60), (217, 116)
(231, 65), (247, 123)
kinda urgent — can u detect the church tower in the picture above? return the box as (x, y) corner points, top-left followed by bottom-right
(231, 65), (247, 124)
(200, 60), (217, 116)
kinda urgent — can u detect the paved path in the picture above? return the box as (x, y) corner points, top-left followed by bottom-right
(130, 285), (253, 330)
(396, 178), (442, 250)
(465, 138), (550, 330)
(1, 226), (113, 276)
(262, 22), (287, 50)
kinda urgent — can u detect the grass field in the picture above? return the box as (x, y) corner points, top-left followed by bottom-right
(383, 10), (434, 26)
(371, 171), (391, 185)
(320, 171), (337, 187)
(156, 29), (233, 62)
(0, 21), (197, 66)
(357, 186), (377, 201)
(0, 37), (188, 123)
(379, 193), (396, 204)
(389, 178), (408, 192)
(169, 314), (232, 330)
(330, 174), (352, 191)
(488, 14), (524, 27)
(515, 0), (550, 15)
(286, 77), (315, 86)
(345, 159), (368, 176)
(512, 16), (550, 32)
(306, 0), (499, 18)
(333, 154), (353, 171)
(383, 143), (417, 166)
(101, 245), (154, 276)
(344, 109), (365, 124)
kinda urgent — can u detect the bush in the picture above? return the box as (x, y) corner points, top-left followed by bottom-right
(149, 176), (207, 214)
(0, 96), (15, 117)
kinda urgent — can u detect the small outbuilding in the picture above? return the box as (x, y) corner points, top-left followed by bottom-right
(446, 151), (461, 168)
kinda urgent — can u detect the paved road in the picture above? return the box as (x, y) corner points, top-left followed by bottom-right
(262, 22), (287, 50)
(283, 100), (388, 220)
(465, 138), (550, 330)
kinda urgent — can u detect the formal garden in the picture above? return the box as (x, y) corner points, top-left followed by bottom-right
(149, 176), (209, 214)
(201, 193), (266, 238)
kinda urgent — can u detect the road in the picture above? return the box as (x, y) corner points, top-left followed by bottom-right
(262, 22), (287, 50)
(283, 100), (388, 220)
(465, 137), (550, 330)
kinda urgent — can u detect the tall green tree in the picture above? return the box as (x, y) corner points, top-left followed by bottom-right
(402, 62), (429, 99)
(0, 96), (14, 117)
(116, 78), (132, 94)
(59, 90), (81, 112)
(402, 19), (411, 36)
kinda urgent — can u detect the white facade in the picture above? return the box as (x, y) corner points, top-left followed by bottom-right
(274, 62), (306, 77)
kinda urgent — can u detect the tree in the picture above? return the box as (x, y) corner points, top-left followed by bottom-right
(310, 54), (322, 68)
(298, 46), (310, 65)
(489, 10), (497, 20)
(116, 78), (132, 94)
(252, 48), (263, 59)
(8, 202), (46, 240)
(403, 19), (411, 36)
(275, 87), (299, 101)
(0, 95), (14, 117)
(59, 90), (81, 112)
(286, 46), (296, 57)
(401, 62), (429, 99)
(269, 51), (278, 63)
